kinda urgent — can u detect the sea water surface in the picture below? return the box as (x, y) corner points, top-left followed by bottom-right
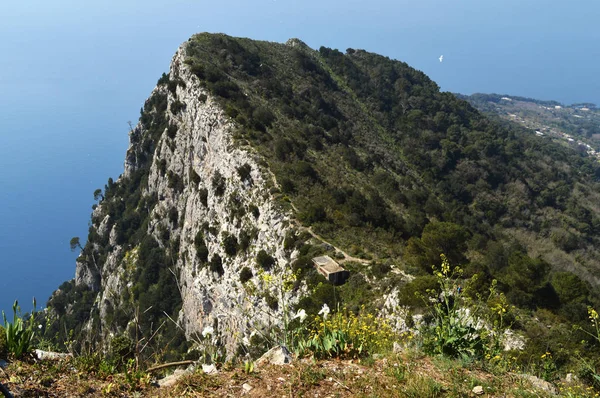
(1, 0), (598, 317)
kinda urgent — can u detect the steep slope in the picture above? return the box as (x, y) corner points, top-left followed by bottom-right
(47, 33), (600, 360)
(50, 44), (300, 357)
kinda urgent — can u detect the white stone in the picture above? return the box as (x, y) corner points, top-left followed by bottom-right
(34, 349), (72, 361)
(202, 364), (217, 374)
(256, 346), (293, 367)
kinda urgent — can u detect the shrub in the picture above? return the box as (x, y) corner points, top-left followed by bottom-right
(239, 267), (253, 283)
(167, 79), (178, 95)
(168, 207), (178, 225)
(397, 275), (437, 307)
(280, 178), (296, 194)
(210, 255), (224, 276)
(0, 325), (7, 358)
(252, 106), (275, 128)
(190, 168), (201, 185)
(265, 293), (279, 310)
(223, 234), (238, 257)
(194, 232), (209, 262)
(170, 100), (186, 114)
(295, 161), (318, 180)
(236, 163), (252, 182)
(110, 335), (133, 368)
(167, 124), (178, 139)
(370, 261), (391, 279)
(158, 159), (167, 175)
(238, 230), (252, 252)
(256, 250), (275, 271)
(274, 138), (293, 161)
(292, 256), (313, 275)
(301, 205), (327, 224)
(157, 72), (169, 86)
(199, 188), (208, 207)
(249, 204), (260, 219)
(212, 171), (226, 197)
(167, 171), (184, 193)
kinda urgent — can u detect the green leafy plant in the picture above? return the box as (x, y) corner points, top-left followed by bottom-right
(418, 256), (484, 359)
(2, 299), (37, 358)
(386, 363), (407, 384)
(573, 307), (600, 388)
(124, 358), (150, 391)
(110, 334), (134, 369)
(418, 255), (513, 361)
(538, 351), (557, 382)
(243, 359), (255, 374)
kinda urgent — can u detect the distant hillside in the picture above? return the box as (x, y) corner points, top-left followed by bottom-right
(459, 93), (600, 159)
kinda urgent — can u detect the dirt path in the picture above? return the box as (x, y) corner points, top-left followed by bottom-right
(288, 202), (369, 265)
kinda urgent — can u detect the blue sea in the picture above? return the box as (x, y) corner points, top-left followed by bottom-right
(1, 0), (598, 316)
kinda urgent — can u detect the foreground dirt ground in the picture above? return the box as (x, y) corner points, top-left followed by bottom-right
(0, 353), (589, 397)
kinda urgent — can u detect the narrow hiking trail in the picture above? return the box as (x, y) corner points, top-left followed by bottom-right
(287, 201), (370, 265)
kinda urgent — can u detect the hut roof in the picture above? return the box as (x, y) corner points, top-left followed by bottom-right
(312, 255), (345, 274)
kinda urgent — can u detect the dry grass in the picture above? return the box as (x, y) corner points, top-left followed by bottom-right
(2, 351), (590, 398)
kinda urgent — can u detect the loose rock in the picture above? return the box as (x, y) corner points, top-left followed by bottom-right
(242, 383), (253, 393)
(202, 364), (217, 374)
(158, 368), (191, 388)
(256, 346), (293, 367)
(34, 350), (72, 361)
(521, 374), (558, 395)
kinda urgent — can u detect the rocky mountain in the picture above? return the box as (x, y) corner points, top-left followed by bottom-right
(46, 33), (600, 361)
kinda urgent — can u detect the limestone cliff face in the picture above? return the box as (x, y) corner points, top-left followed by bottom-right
(75, 43), (298, 353)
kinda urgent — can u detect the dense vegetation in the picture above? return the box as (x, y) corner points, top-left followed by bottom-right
(43, 33), (600, 377)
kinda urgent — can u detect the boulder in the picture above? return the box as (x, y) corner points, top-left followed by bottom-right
(521, 374), (557, 395)
(255, 346), (292, 367)
(158, 368), (192, 388)
(34, 349), (72, 361)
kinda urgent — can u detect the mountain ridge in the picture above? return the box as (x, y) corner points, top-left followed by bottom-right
(44, 33), (600, 369)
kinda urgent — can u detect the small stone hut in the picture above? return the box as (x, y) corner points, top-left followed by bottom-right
(312, 255), (350, 285)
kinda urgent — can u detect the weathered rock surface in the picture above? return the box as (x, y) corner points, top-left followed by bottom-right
(520, 374), (558, 395)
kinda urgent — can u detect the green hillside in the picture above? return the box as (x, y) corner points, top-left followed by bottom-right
(41, 34), (600, 381)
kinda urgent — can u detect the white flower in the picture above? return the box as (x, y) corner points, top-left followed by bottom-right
(201, 325), (214, 338)
(292, 309), (307, 323)
(243, 336), (250, 346)
(38, 324), (43, 329)
(318, 304), (330, 320)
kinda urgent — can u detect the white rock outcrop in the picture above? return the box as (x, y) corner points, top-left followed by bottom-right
(75, 42), (298, 355)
